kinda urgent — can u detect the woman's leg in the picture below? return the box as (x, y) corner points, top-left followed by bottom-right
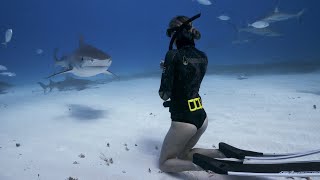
(179, 118), (226, 161)
(159, 121), (203, 173)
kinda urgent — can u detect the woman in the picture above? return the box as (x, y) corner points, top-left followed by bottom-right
(158, 15), (225, 173)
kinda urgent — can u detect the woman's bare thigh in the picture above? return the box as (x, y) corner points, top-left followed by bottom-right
(159, 121), (198, 165)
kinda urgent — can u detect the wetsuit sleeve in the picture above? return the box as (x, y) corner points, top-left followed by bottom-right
(159, 50), (177, 101)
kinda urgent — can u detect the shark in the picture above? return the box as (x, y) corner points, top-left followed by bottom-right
(38, 75), (111, 93)
(48, 37), (116, 78)
(261, 7), (306, 24)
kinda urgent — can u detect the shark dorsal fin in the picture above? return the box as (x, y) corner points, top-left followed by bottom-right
(79, 36), (85, 47)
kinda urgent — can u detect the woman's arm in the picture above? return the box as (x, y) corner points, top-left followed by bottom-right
(159, 50), (177, 101)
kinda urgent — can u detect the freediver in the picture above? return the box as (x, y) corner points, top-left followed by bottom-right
(158, 14), (226, 173)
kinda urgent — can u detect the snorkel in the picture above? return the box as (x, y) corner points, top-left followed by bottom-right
(167, 13), (201, 50)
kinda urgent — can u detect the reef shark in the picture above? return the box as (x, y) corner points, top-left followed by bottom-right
(261, 7), (306, 24)
(48, 37), (116, 78)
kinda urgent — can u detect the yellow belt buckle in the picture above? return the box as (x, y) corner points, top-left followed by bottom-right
(188, 97), (203, 112)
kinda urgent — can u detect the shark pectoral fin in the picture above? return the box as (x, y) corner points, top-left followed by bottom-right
(297, 8), (306, 23)
(37, 82), (48, 93)
(46, 68), (73, 79)
(104, 70), (119, 79)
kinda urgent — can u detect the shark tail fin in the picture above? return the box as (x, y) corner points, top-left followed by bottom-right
(297, 8), (306, 17)
(49, 80), (55, 92)
(228, 22), (241, 41)
(297, 8), (306, 23)
(37, 82), (48, 93)
(53, 48), (62, 67)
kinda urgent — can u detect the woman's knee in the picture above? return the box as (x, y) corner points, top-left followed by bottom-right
(159, 164), (167, 172)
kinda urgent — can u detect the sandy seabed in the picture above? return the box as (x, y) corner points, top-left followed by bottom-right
(0, 72), (319, 180)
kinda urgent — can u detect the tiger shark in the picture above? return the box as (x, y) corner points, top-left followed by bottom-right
(48, 37), (117, 78)
(261, 7), (306, 24)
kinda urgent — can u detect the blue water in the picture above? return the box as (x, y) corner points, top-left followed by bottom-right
(0, 0), (319, 84)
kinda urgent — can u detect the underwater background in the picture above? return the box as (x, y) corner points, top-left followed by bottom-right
(0, 0), (319, 85)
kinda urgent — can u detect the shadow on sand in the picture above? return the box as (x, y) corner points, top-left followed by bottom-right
(68, 104), (107, 121)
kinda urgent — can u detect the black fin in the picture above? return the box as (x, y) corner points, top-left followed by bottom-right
(46, 68), (73, 79)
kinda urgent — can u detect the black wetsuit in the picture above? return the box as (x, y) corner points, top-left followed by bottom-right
(159, 41), (208, 129)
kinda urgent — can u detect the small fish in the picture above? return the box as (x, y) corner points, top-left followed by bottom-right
(2, 29), (13, 46)
(36, 48), (44, 55)
(0, 72), (16, 77)
(248, 21), (269, 29)
(0, 65), (7, 71)
(217, 15), (230, 21)
(195, 0), (212, 6)
(237, 74), (248, 80)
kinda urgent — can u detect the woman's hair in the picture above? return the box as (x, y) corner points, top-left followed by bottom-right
(168, 15), (201, 40)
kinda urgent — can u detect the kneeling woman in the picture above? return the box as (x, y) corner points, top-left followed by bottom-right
(158, 15), (225, 173)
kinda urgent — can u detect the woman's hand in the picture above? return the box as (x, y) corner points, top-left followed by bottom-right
(160, 60), (165, 69)
(163, 101), (171, 108)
